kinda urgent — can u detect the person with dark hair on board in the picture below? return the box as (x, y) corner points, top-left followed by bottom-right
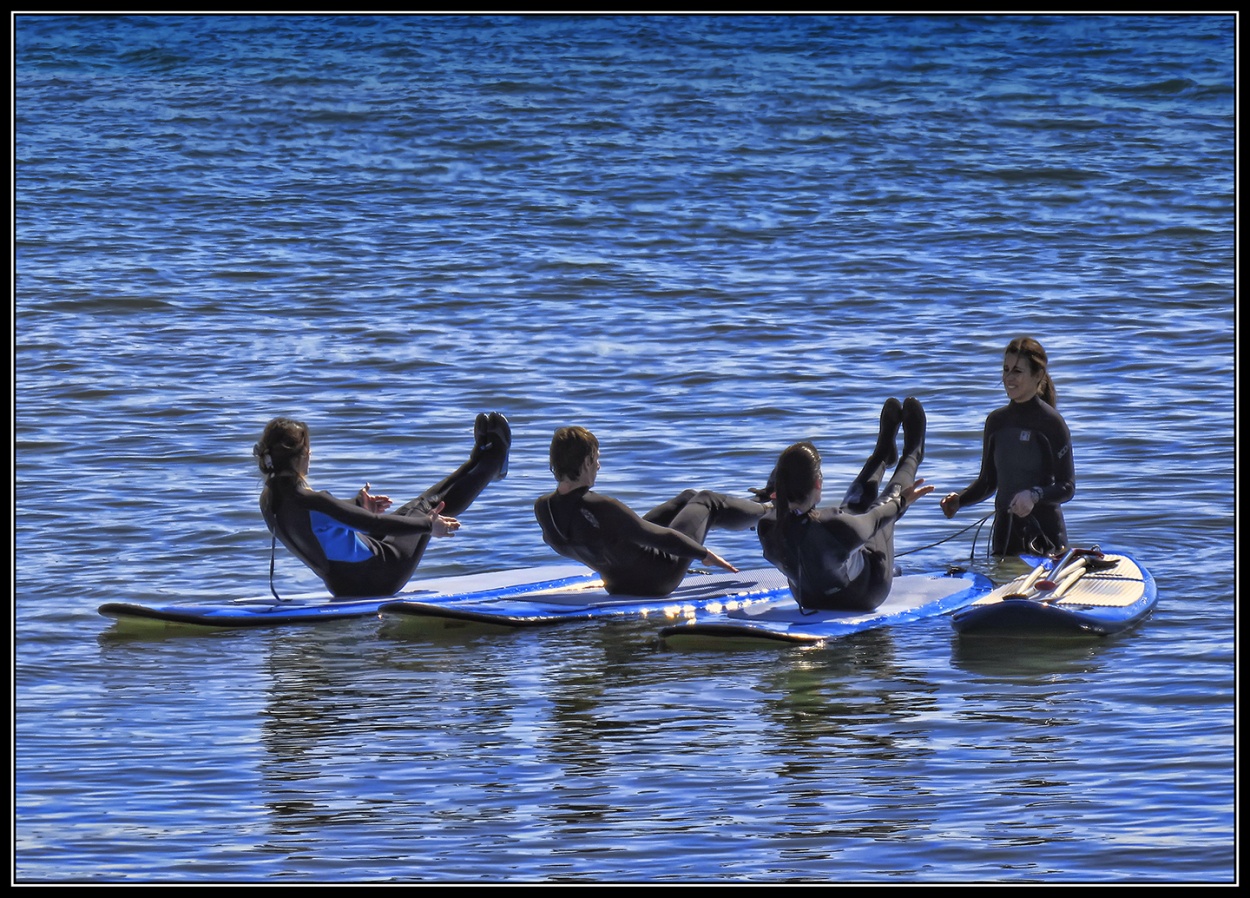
(940, 336), (1075, 555)
(534, 426), (766, 597)
(253, 412), (511, 598)
(756, 397), (933, 613)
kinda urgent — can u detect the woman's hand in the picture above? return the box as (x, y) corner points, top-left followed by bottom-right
(356, 482), (393, 513)
(1008, 489), (1038, 518)
(748, 486), (775, 503)
(940, 491), (960, 518)
(903, 478), (935, 508)
(427, 501), (461, 537)
(703, 549), (738, 573)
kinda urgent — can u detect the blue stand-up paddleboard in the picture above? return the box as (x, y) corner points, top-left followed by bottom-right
(658, 568), (991, 647)
(950, 547), (1157, 637)
(97, 564), (597, 629)
(379, 567), (792, 631)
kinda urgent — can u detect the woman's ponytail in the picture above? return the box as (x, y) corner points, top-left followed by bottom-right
(253, 417), (310, 481)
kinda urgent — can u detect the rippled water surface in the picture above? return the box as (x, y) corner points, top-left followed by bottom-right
(14, 13), (1235, 883)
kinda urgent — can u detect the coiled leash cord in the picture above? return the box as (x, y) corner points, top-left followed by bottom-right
(895, 512), (994, 561)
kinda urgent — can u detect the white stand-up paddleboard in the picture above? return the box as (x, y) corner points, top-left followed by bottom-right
(950, 547), (1157, 637)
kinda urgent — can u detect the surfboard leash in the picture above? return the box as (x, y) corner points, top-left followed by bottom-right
(896, 512), (993, 560)
(268, 530), (287, 602)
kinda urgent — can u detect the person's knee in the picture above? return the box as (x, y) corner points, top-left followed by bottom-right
(401, 495), (435, 517)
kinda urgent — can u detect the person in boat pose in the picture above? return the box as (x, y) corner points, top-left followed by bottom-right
(533, 426), (767, 597)
(253, 412), (511, 598)
(939, 336), (1075, 555)
(755, 397), (934, 612)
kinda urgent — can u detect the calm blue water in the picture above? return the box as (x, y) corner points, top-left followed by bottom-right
(14, 13), (1236, 884)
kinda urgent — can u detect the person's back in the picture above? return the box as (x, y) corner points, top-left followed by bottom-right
(534, 426), (763, 597)
(263, 476), (434, 597)
(263, 476), (358, 582)
(759, 502), (893, 610)
(254, 412), (510, 598)
(535, 485), (712, 596)
(758, 398), (932, 612)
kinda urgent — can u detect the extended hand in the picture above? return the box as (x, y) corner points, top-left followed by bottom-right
(427, 501), (461, 537)
(940, 492), (960, 518)
(357, 482), (393, 513)
(703, 549), (738, 573)
(903, 478), (935, 507)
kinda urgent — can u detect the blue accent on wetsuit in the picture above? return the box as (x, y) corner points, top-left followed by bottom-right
(309, 510), (373, 563)
(259, 416), (510, 598)
(261, 483), (436, 598)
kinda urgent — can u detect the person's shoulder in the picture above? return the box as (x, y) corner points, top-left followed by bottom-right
(292, 484), (346, 509)
(985, 402), (1014, 424)
(581, 489), (634, 515)
(1037, 401), (1071, 438)
(268, 476), (311, 498)
(1039, 396), (1066, 415)
(535, 491), (566, 517)
(591, 488), (632, 503)
(1032, 396), (1069, 423)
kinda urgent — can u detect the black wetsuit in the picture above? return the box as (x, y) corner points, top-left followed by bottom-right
(261, 438), (507, 598)
(757, 433), (920, 612)
(955, 395), (1075, 555)
(533, 487), (764, 597)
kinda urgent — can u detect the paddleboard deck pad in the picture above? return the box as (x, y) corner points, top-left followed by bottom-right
(379, 567), (793, 630)
(951, 549), (1157, 637)
(98, 564), (596, 629)
(659, 568), (991, 647)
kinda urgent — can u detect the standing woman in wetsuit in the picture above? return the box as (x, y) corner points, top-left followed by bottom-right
(757, 397), (934, 612)
(940, 336), (1075, 555)
(533, 426), (766, 597)
(253, 412), (511, 598)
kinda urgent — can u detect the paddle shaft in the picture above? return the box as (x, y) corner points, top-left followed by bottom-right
(1008, 547), (1081, 599)
(1018, 561), (1049, 593)
(1036, 559), (1088, 603)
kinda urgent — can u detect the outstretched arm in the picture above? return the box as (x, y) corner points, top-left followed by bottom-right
(701, 548), (738, 573)
(945, 422), (998, 516)
(301, 487), (435, 536)
(819, 480), (932, 548)
(425, 501), (461, 538)
(589, 493), (713, 560)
